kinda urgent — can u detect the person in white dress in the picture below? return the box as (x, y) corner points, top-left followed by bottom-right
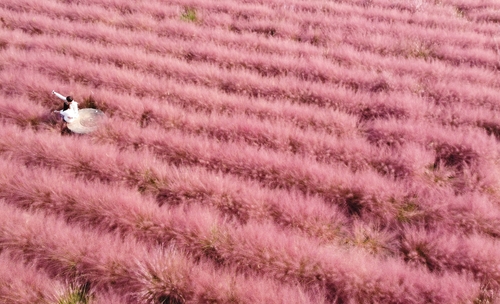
(53, 91), (80, 134)
(53, 91), (79, 123)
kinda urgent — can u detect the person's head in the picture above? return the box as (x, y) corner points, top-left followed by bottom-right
(66, 96), (73, 102)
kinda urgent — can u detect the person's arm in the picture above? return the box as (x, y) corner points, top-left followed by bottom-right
(52, 91), (66, 101)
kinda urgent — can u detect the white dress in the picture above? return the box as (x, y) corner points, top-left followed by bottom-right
(60, 101), (79, 123)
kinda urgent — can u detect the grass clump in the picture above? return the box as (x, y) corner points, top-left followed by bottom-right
(138, 169), (161, 194)
(181, 7), (197, 23)
(455, 7), (466, 18)
(58, 284), (91, 304)
(406, 41), (434, 60)
(397, 201), (421, 223)
(346, 224), (395, 256)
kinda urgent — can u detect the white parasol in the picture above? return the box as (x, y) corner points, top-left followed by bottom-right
(67, 108), (106, 134)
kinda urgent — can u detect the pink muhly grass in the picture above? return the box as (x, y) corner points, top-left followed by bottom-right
(0, 43), (391, 109)
(0, 125), (347, 239)
(2, 0), (500, 302)
(0, 156), (480, 302)
(0, 251), (62, 304)
(214, 220), (479, 303)
(1, 0), (178, 26)
(447, 193), (500, 237)
(0, 96), (56, 129)
(0, 62), (358, 137)
(0, 124), (131, 183)
(0, 123), (405, 224)
(0, 201), (319, 303)
(98, 111), (409, 177)
(0, 155), (342, 264)
(3, 0), (496, 64)
(400, 226), (500, 292)
(0, 155), (347, 273)
(94, 118), (409, 220)
(0, 38), (453, 120)
(148, 21), (500, 96)
(365, 117), (499, 165)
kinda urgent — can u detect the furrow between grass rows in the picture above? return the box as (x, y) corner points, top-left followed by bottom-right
(0, 162), (483, 303)
(364, 118), (500, 169)
(0, 201), (316, 304)
(400, 227), (500, 293)
(364, 118), (500, 196)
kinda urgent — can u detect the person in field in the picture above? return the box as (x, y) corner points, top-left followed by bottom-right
(53, 91), (79, 134)
(53, 91), (79, 123)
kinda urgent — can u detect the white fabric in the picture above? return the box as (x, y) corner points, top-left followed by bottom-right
(60, 101), (79, 123)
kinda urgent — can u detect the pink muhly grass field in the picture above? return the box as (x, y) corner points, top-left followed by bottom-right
(1, 0), (500, 303)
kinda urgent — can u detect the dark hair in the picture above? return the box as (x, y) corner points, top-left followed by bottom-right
(66, 96), (73, 102)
